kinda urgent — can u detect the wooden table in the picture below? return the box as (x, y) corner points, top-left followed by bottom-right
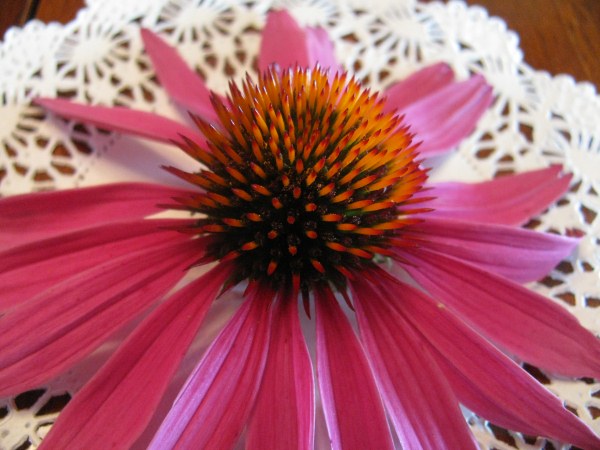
(1, 0), (599, 89)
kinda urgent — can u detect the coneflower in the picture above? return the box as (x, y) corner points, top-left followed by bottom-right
(1, 9), (599, 450)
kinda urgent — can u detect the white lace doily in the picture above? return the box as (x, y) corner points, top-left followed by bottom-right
(1, 0), (599, 449)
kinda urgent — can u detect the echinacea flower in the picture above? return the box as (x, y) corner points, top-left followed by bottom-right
(1, 9), (600, 449)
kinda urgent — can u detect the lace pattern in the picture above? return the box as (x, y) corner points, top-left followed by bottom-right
(1, 0), (599, 448)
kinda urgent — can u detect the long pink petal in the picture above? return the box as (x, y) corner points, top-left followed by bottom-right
(315, 286), (394, 450)
(39, 263), (231, 450)
(384, 62), (454, 112)
(259, 10), (337, 72)
(0, 182), (194, 249)
(376, 270), (600, 448)
(401, 248), (600, 378)
(0, 238), (204, 396)
(351, 277), (478, 450)
(140, 29), (220, 122)
(148, 283), (273, 449)
(436, 354), (599, 447)
(422, 166), (571, 225)
(0, 219), (193, 311)
(35, 98), (204, 144)
(408, 217), (578, 283)
(247, 293), (315, 450)
(398, 75), (493, 157)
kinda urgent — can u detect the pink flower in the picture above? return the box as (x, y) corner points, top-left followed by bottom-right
(1, 9), (599, 449)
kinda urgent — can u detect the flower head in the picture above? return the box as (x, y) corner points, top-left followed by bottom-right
(1, 9), (600, 450)
(175, 67), (425, 292)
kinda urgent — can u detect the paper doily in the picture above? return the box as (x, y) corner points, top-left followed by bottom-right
(1, 0), (599, 448)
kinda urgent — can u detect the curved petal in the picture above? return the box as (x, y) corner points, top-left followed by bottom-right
(422, 166), (572, 225)
(383, 62), (454, 112)
(407, 217), (578, 283)
(35, 98), (204, 144)
(0, 182), (194, 250)
(39, 264), (231, 450)
(246, 292), (314, 450)
(401, 248), (600, 378)
(378, 270), (600, 448)
(148, 283), (273, 449)
(0, 238), (204, 397)
(0, 219), (193, 311)
(351, 277), (478, 450)
(259, 10), (337, 72)
(140, 29), (220, 122)
(315, 286), (393, 450)
(398, 75), (493, 157)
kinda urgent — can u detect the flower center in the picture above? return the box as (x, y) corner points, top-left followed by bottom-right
(170, 67), (426, 292)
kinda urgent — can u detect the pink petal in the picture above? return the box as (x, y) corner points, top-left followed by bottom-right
(383, 270), (600, 448)
(247, 293), (315, 450)
(315, 286), (394, 450)
(148, 283), (274, 449)
(305, 26), (339, 71)
(0, 219), (193, 311)
(0, 238), (204, 397)
(408, 217), (578, 283)
(383, 62), (454, 112)
(0, 182), (194, 249)
(35, 97), (204, 144)
(434, 358), (539, 436)
(39, 263), (231, 450)
(259, 10), (337, 72)
(401, 248), (600, 378)
(422, 166), (571, 225)
(435, 353), (600, 447)
(398, 75), (493, 157)
(351, 277), (478, 450)
(259, 11), (309, 71)
(140, 29), (220, 122)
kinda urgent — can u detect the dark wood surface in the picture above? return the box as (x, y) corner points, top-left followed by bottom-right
(1, 0), (599, 89)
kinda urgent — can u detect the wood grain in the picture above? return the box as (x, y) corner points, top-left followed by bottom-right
(0, 0), (36, 40)
(34, 0), (85, 23)
(0, 0), (598, 89)
(464, 0), (600, 88)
